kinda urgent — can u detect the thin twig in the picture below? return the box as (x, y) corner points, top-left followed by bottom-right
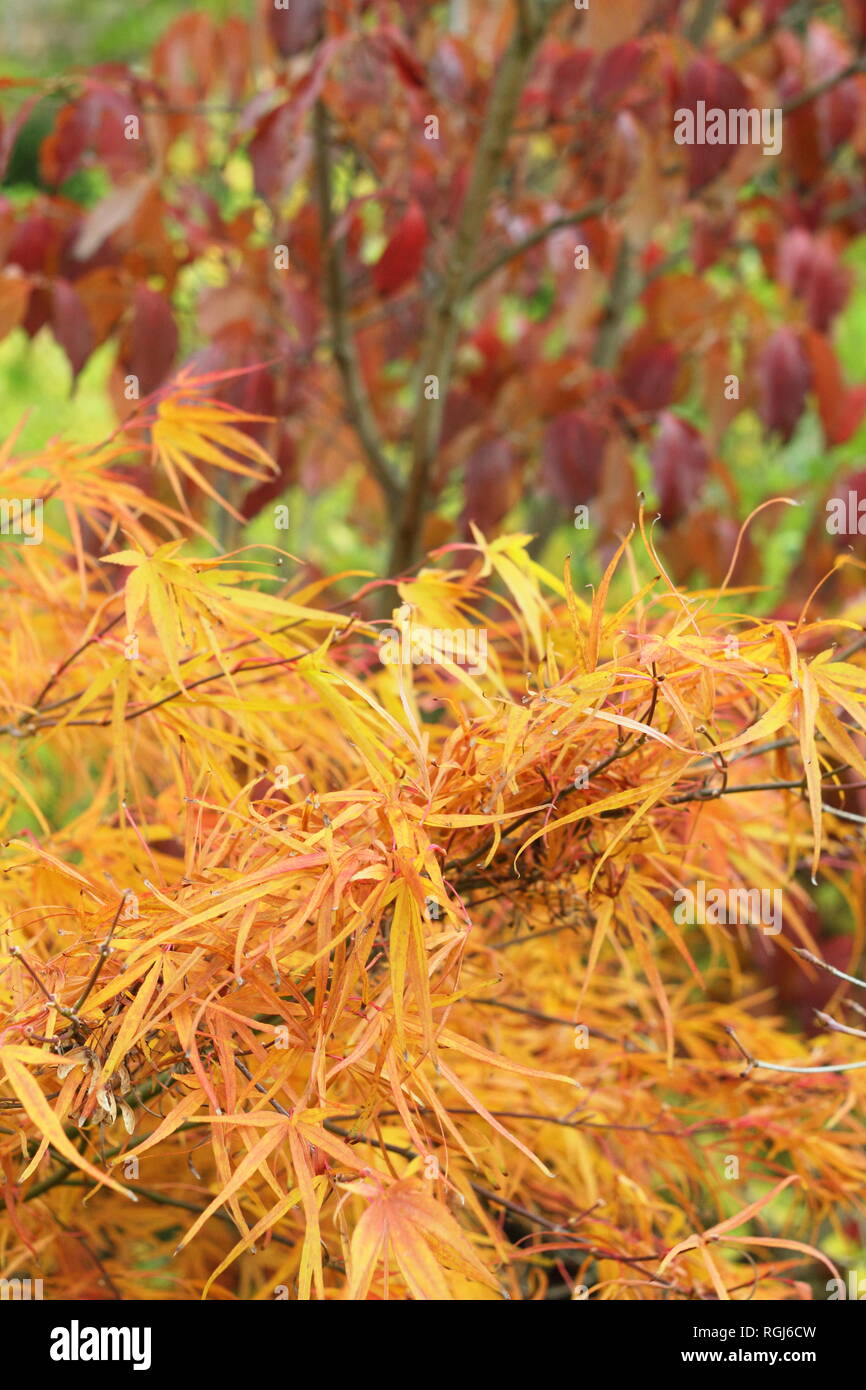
(312, 100), (401, 509)
(791, 948), (866, 991)
(390, 2), (557, 572)
(724, 1024), (866, 1075)
(467, 199), (607, 291)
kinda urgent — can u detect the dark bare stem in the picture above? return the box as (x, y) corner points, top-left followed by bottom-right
(467, 200), (608, 292)
(592, 235), (635, 369)
(72, 894), (127, 1014)
(312, 100), (401, 511)
(783, 60), (866, 115)
(834, 630), (866, 662)
(25, 612), (124, 720)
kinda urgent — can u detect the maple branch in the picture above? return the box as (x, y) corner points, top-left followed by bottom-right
(474, 997), (644, 1049)
(466, 199), (608, 292)
(823, 802), (866, 825)
(232, 1055), (667, 1275)
(25, 612), (124, 720)
(782, 60), (866, 115)
(724, 1025), (866, 1075)
(720, 0), (831, 61)
(71, 894), (126, 1014)
(452, 671), (662, 875)
(26, 652), (311, 731)
(312, 99), (401, 511)
(833, 629), (866, 661)
(345, 1105), (726, 1141)
(814, 1010), (866, 1042)
(25, 1174), (304, 1258)
(21, 606), (359, 730)
(390, 1), (561, 574)
(592, 234), (635, 369)
(668, 763), (866, 813)
(465, 1181), (671, 1277)
(792, 948), (866, 990)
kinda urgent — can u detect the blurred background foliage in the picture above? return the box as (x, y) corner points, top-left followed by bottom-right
(2, 0), (866, 603)
(0, 0), (240, 76)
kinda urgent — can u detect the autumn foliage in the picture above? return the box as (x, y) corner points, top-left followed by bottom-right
(3, 0), (866, 1304)
(2, 0), (866, 584)
(0, 377), (864, 1299)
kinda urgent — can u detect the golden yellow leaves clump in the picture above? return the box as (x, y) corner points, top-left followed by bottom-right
(2, 386), (866, 1299)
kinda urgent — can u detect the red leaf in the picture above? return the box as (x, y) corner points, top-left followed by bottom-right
(837, 386), (866, 442)
(541, 412), (606, 508)
(805, 330), (866, 445)
(678, 58), (750, 194)
(780, 89), (823, 186)
(460, 435), (517, 535)
(806, 247), (856, 333)
(118, 286), (178, 398)
(241, 432), (297, 521)
(649, 412), (709, 526)
(548, 51), (593, 121)
(805, 22), (860, 155)
(7, 211), (60, 275)
(804, 330), (845, 444)
(0, 268), (30, 341)
(151, 13), (219, 104)
(40, 87), (144, 187)
(465, 321), (513, 402)
(618, 342), (679, 412)
(758, 328), (810, 442)
(690, 210), (735, 272)
(439, 389), (485, 451)
(372, 201), (427, 297)
(778, 230), (850, 332)
(248, 102), (298, 202)
(22, 285), (51, 338)
(590, 41), (644, 108)
(777, 228), (816, 297)
(763, 0), (796, 19)
(268, 0), (323, 58)
(379, 27), (427, 91)
(52, 279), (93, 379)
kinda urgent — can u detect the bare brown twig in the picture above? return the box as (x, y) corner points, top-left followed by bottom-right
(312, 99), (401, 511)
